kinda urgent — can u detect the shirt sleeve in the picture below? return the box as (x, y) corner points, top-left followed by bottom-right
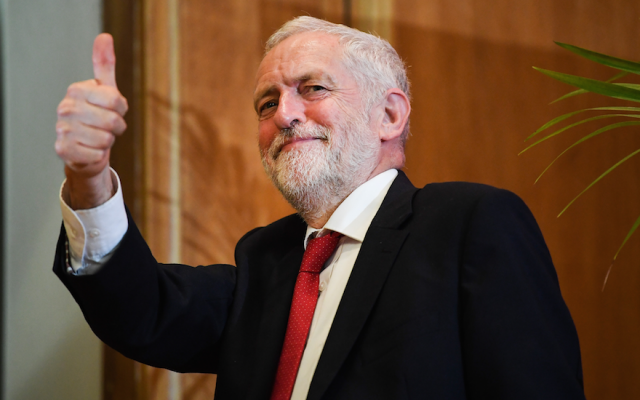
(59, 168), (128, 275)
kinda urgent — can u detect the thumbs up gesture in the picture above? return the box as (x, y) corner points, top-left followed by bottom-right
(55, 34), (128, 209)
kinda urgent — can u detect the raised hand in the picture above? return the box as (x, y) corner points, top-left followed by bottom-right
(55, 33), (128, 209)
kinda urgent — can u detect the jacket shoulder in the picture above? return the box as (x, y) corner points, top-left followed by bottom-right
(405, 181), (535, 238)
(415, 181), (523, 211)
(420, 181), (512, 197)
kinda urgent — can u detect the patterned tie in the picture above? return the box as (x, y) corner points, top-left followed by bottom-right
(270, 231), (343, 400)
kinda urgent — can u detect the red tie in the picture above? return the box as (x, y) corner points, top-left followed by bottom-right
(270, 231), (343, 400)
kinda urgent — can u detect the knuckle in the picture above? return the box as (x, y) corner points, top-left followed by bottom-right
(113, 119), (127, 135)
(94, 150), (107, 163)
(107, 114), (120, 131)
(95, 132), (112, 149)
(55, 121), (71, 137)
(122, 97), (129, 114)
(111, 93), (128, 115)
(101, 91), (116, 109)
(66, 83), (83, 98)
(105, 96), (117, 110)
(54, 140), (67, 158)
(104, 134), (116, 148)
(57, 99), (75, 117)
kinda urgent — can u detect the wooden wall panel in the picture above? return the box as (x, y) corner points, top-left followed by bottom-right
(108, 0), (640, 398)
(139, 1), (346, 398)
(103, 1), (145, 399)
(178, 0), (287, 268)
(384, 0), (640, 398)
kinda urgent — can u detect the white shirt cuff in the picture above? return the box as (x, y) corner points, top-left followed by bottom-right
(59, 168), (128, 275)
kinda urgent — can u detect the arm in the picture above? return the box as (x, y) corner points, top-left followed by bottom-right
(55, 34), (129, 273)
(53, 210), (236, 373)
(459, 189), (585, 399)
(53, 35), (236, 373)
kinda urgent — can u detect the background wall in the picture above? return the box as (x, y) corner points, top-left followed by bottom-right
(120, 1), (640, 399)
(1, 0), (102, 399)
(4, 0), (636, 399)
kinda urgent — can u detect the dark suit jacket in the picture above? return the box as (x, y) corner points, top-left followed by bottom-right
(54, 172), (585, 399)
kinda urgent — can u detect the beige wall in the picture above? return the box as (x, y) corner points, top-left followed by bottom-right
(1, 0), (102, 399)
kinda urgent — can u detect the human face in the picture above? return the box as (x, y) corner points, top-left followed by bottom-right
(254, 32), (381, 219)
(254, 32), (367, 157)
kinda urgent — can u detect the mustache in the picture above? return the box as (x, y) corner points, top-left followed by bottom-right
(281, 124), (330, 140)
(268, 124), (332, 159)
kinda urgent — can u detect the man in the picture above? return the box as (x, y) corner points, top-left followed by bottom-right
(53, 17), (586, 400)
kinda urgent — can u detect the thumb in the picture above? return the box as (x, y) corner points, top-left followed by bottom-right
(92, 33), (117, 88)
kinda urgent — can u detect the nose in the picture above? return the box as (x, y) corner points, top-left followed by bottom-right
(273, 92), (305, 129)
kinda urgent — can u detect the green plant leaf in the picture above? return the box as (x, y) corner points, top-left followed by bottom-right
(533, 68), (640, 102)
(552, 89), (588, 104)
(613, 214), (640, 261)
(555, 42), (640, 75)
(533, 120), (640, 183)
(558, 147), (640, 217)
(617, 83), (640, 90)
(523, 115), (640, 154)
(526, 107), (640, 141)
(550, 71), (629, 104)
(613, 82), (640, 90)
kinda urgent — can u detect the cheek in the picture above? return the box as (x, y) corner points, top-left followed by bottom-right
(258, 121), (276, 154)
(305, 104), (338, 129)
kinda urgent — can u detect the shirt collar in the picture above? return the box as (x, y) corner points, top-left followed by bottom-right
(304, 169), (398, 248)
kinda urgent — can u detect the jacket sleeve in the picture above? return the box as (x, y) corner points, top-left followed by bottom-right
(459, 188), (585, 399)
(53, 209), (236, 374)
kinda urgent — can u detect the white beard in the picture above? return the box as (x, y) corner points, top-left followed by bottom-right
(261, 113), (379, 222)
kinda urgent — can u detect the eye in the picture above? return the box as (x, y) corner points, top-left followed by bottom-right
(259, 100), (278, 113)
(308, 85), (326, 92)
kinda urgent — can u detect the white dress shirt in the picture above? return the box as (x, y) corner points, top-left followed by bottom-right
(59, 168), (398, 399)
(60, 169), (128, 274)
(292, 169), (397, 399)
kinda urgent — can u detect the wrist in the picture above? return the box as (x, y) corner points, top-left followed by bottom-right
(64, 165), (115, 210)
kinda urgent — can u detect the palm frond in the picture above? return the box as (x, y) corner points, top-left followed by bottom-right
(558, 147), (640, 217)
(533, 68), (640, 102)
(614, 214), (640, 261)
(554, 42), (640, 75)
(550, 71), (629, 104)
(526, 107), (640, 141)
(535, 120), (640, 183)
(523, 114), (640, 154)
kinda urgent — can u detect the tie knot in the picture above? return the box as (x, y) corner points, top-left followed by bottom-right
(299, 231), (343, 273)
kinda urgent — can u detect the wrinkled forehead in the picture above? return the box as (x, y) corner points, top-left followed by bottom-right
(254, 32), (346, 87)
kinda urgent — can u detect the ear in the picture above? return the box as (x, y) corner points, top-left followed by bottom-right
(378, 88), (410, 142)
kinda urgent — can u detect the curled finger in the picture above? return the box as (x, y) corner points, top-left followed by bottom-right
(73, 101), (127, 135)
(85, 85), (128, 116)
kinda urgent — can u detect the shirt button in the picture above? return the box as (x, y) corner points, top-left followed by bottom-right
(89, 229), (100, 238)
(319, 281), (327, 292)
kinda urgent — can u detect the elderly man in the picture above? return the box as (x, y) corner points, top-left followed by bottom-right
(54, 17), (585, 400)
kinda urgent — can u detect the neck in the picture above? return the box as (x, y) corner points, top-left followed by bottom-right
(297, 179), (359, 229)
(301, 166), (398, 228)
(304, 206), (338, 229)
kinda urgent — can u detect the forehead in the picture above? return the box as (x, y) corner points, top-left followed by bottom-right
(254, 32), (352, 94)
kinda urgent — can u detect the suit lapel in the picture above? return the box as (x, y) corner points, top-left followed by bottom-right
(307, 172), (417, 400)
(247, 222), (306, 400)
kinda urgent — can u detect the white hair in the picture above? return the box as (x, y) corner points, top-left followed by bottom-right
(264, 16), (411, 145)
